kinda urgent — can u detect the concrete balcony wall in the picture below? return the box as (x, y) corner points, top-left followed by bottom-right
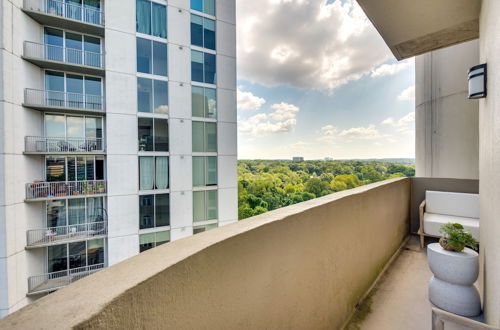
(0, 178), (411, 329)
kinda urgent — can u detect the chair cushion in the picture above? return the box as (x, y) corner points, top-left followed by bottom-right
(423, 213), (480, 241)
(426, 191), (479, 218)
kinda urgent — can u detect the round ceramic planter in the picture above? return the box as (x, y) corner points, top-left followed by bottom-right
(427, 243), (479, 285)
(429, 276), (481, 317)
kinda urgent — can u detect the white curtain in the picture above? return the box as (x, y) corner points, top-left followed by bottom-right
(140, 157), (154, 190)
(155, 157), (169, 189)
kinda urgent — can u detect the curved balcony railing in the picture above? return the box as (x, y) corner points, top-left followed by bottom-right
(24, 41), (104, 69)
(27, 221), (107, 248)
(25, 136), (104, 154)
(23, 0), (104, 26)
(24, 88), (104, 112)
(26, 180), (107, 201)
(28, 263), (105, 295)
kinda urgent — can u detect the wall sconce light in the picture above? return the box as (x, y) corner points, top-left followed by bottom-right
(468, 64), (487, 99)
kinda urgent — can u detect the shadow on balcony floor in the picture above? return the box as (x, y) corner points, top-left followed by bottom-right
(347, 235), (434, 330)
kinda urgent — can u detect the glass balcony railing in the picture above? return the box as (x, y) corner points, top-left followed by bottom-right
(25, 180), (107, 201)
(26, 221), (107, 248)
(25, 136), (105, 154)
(24, 88), (105, 113)
(24, 41), (104, 70)
(23, 0), (104, 26)
(27, 263), (105, 295)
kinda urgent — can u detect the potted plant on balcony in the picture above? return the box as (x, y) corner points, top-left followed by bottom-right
(427, 223), (481, 317)
(97, 184), (105, 194)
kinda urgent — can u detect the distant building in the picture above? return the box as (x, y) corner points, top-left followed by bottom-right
(324, 157), (334, 161)
(292, 157), (304, 162)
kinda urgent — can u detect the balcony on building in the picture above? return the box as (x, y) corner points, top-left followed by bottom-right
(25, 180), (107, 202)
(27, 263), (105, 296)
(23, 88), (105, 114)
(22, 0), (104, 37)
(26, 221), (107, 249)
(24, 136), (105, 155)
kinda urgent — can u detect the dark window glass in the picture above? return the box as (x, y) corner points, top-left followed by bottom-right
(48, 244), (67, 272)
(152, 3), (167, 38)
(67, 157), (76, 181)
(44, 27), (64, 62)
(77, 157), (86, 181)
(138, 117), (154, 151)
(86, 156), (95, 180)
(47, 200), (67, 227)
(66, 32), (83, 65)
(139, 233), (155, 252)
(154, 119), (169, 152)
(46, 157), (66, 182)
(45, 71), (65, 91)
(155, 194), (170, 227)
(204, 18), (216, 50)
(191, 50), (204, 83)
(85, 76), (102, 95)
(204, 52), (216, 84)
(153, 41), (168, 76)
(139, 195), (154, 229)
(87, 239), (104, 265)
(191, 14), (203, 47)
(137, 37), (152, 74)
(206, 122), (217, 152)
(95, 157), (104, 180)
(191, 0), (202, 12)
(153, 80), (168, 114)
(138, 77), (153, 113)
(69, 241), (86, 269)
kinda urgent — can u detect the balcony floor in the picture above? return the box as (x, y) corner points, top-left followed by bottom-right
(347, 235), (434, 330)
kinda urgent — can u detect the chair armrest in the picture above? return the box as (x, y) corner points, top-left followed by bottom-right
(418, 200), (426, 234)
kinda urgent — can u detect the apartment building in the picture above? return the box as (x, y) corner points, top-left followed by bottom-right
(0, 0), (237, 317)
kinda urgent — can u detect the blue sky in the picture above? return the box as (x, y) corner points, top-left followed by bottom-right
(236, 0), (415, 160)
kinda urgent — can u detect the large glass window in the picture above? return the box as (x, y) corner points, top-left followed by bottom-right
(191, 14), (216, 50)
(191, 0), (215, 16)
(193, 190), (218, 222)
(192, 86), (216, 118)
(139, 156), (169, 190)
(192, 121), (217, 152)
(137, 78), (168, 114)
(47, 239), (104, 273)
(46, 156), (104, 182)
(44, 71), (103, 109)
(136, 0), (167, 38)
(193, 156), (217, 187)
(139, 194), (170, 229)
(193, 223), (217, 234)
(137, 38), (168, 76)
(43, 27), (102, 66)
(191, 50), (216, 84)
(139, 230), (170, 252)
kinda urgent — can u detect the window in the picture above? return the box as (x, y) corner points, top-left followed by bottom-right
(47, 239), (104, 273)
(138, 118), (168, 151)
(45, 114), (104, 151)
(136, 0), (167, 38)
(192, 86), (216, 118)
(192, 121), (217, 152)
(193, 223), (217, 234)
(193, 156), (217, 187)
(44, 71), (103, 110)
(137, 37), (168, 76)
(139, 194), (170, 229)
(191, 0), (215, 16)
(193, 190), (217, 222)
(137, 77), (169, 114)
(139, 156), (169, 190)
(47, 197), (104, 227)
(46, 156), (105, 182)
(191, 50), (216, 84)
(139, 231), (170, 252)
(191, 14), (216, 50)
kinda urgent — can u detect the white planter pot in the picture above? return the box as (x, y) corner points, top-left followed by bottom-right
(429, 276), (481, 317)
(428, 243), (479, 285)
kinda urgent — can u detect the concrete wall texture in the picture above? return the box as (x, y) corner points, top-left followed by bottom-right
(479, 0), (500, 326)
(415, 39), (479, 180)
(0, 178), (411, 330)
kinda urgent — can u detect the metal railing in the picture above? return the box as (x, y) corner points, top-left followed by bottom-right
(28, 263), (105, 294)
(26, 180), (107, 200)
(27, 221), (107, 247)
(23, 0), (104, 26)
(24, 41), (104, 68)
(24, 88), (104, 112)
(25, 136), (104, 153)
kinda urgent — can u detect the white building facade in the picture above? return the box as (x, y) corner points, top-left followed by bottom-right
(0, 0), (237, 317)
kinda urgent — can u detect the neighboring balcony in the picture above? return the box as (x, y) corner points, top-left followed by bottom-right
(26, 221), (107, 249)
(27, 263), (105, 296)
(23, 41), (105, 76)
(25, 180), (107, 202)
(23, 89), (105, 114)
(22, 0), (104, 37)
(25, 136), (105, 155)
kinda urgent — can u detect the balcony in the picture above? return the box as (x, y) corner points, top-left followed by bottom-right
(22, 0), (104, 37)
(26, 221), (107, 249)
(27, 263), (105, 296)
(23, 41), (104, 76)
(23, 88), (105, 114)
(25, 180), (106, 202)
(24, 136), (105, 155)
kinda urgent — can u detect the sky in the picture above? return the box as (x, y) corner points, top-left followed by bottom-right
(236, 0), (415, 160)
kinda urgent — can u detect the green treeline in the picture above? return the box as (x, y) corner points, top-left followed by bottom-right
(238, 159), (415, 219)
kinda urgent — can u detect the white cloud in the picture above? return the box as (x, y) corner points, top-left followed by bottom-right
(237, 0), (391, 90)
(238, 102), (300, 136)
(338, 124), (383, 140)
(398, 85), (415, 101)
(371, 59), (413, 78)
(237, 88), (266, 110)
(381, 112), (415, 132)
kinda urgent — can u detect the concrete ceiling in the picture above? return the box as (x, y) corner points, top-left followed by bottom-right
(356, 0), (481, 60)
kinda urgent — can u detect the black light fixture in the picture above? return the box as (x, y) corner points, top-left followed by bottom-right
(468, 64), (487, 99)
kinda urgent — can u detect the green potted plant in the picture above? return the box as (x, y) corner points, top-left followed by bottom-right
(439, 223), (478, 252)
